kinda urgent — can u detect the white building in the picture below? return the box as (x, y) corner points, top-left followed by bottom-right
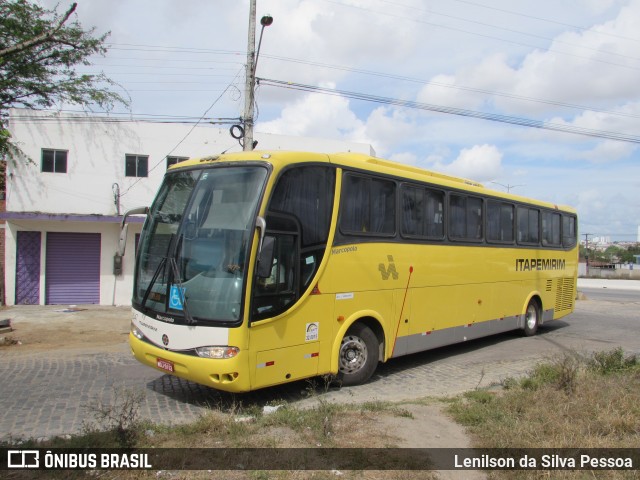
(3, 108), (374, 306)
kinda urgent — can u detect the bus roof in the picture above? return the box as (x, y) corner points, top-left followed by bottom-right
(171, 151), (577, 214)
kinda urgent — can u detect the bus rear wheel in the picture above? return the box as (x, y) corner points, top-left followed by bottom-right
(337, 323), (379, 386)
(523, 300), (540, 336)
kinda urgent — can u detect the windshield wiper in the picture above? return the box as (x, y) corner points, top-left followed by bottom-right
(141, 256), (167, 311)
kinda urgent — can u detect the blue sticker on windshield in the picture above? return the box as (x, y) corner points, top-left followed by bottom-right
(169, 285), (185, 310)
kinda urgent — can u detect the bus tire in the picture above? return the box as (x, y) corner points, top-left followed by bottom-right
(523, 300), (540, 336)
(337, 323), (379, 386)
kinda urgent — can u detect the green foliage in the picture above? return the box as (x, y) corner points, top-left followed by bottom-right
(519, 354), (581, 394)
(0, 0), (127, 159)
(449, 391), (505, 428)
(448, 349), (640, 460)
(464, 390), (495, 404)
(588, 347), (639, 375)
(619, 244), (640, 263)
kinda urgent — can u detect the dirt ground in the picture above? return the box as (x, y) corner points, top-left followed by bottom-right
(0, 305), (485, 479)
(0, 305), (131, 354)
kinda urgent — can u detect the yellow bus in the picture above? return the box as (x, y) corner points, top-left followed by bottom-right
(124, 151), (578, 392)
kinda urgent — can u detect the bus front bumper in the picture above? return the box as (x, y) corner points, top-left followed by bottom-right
(129, 333), (251, 393)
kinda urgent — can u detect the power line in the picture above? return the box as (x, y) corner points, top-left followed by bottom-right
(96, 44), (640, 121)
(258, 78), (640, 144)
(445, 0), (640, 44)
(360, 0), (640, 63)
(119, 65), (245, 198)
(321, 0), (640, 71)
(260, 54), (640, 120)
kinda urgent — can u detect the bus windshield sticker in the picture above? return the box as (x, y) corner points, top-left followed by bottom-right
(336, 293), (354, 300)
(306, 323), (319, 342)
(169, 285), (185, 310)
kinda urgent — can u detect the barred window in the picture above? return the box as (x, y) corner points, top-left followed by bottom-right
(126, 154), (149, 177)
(166, 156), (189, 169)
(42, 149), (67, 173)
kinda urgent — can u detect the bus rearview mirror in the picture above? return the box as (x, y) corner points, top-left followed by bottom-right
(257, 236), (275, 278)
(118, 206), (149, 257)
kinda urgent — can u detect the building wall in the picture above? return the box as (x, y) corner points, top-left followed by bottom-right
(0, 198), (5, 305)
(5, 220), (143, 305)
(3, 108), (374, 306)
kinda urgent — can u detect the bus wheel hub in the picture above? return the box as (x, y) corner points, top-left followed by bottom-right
(339, 335), (367, 373)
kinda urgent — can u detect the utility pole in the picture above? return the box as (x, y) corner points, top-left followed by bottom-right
(583, 233), (592, 276)
(241, 2), (273, 151)
(242, 0), (257, 151)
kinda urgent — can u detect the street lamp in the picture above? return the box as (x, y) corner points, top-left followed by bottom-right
(254, 14), (273, 74)
(241, 5), (273, 151)
(489, 181), (524, 193)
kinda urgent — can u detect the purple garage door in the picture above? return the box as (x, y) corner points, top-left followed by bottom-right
(15, 231), (42, 305)
(45, 232), (101, 304)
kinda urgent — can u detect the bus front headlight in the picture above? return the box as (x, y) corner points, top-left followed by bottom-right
(131, 322), (145, 340)
(196, 346), (240, 359)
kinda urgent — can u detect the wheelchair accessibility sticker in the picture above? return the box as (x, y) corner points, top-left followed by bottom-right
(169, 285), (185, 310)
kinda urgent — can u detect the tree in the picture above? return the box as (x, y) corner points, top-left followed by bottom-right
(0, 0), (127, 164)
(619, 244), (640, 263)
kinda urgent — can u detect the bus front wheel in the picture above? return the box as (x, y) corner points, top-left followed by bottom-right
(523, 300), (540, 336)
(337, 323), (379, 386)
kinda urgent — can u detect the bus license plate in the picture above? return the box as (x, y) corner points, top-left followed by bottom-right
(157, 358), (174, 373)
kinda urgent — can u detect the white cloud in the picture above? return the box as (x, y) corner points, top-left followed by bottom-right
(258, 83), (364, 139)
(575, 139), (636, 163)
(422, 144), (503, 182)
(418, 1), (640, 118)
(417, 54), (516, 110)
(25, 0), (640, 239)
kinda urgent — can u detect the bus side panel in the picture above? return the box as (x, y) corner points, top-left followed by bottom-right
(248, 294), (334, 390)
(331, 289), (396, 367)
(254, 343), (320, 388)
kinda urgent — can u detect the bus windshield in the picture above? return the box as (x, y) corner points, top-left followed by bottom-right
(134, 165), (268, 324)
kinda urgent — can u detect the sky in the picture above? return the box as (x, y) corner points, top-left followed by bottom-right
(36, 0), (640, 242)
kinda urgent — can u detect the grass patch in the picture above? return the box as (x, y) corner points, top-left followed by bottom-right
(448, 348), (640, 479)
(1, 390), (435, 479)
(5, 348), (637, 479)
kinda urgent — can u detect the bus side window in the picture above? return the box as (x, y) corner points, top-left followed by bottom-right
(341, 174), (396, 235)
(517, 206), (539, 245)
(542, 211), (561, 247)
(487, 201), (514, 243)
(401, 185), (444, 239)
(562, 215), (577, 247)
(449, 194), (483, 241)
(253, 232), (298, 319)
(268, 165), (336, 293)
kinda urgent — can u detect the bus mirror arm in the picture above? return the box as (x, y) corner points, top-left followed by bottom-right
(118, 206), (149, 256)
(255, 216), (275, 278)
(256, 216), (267, 254)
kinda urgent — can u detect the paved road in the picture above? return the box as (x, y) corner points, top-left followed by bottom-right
(1, 280), (638, 442)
